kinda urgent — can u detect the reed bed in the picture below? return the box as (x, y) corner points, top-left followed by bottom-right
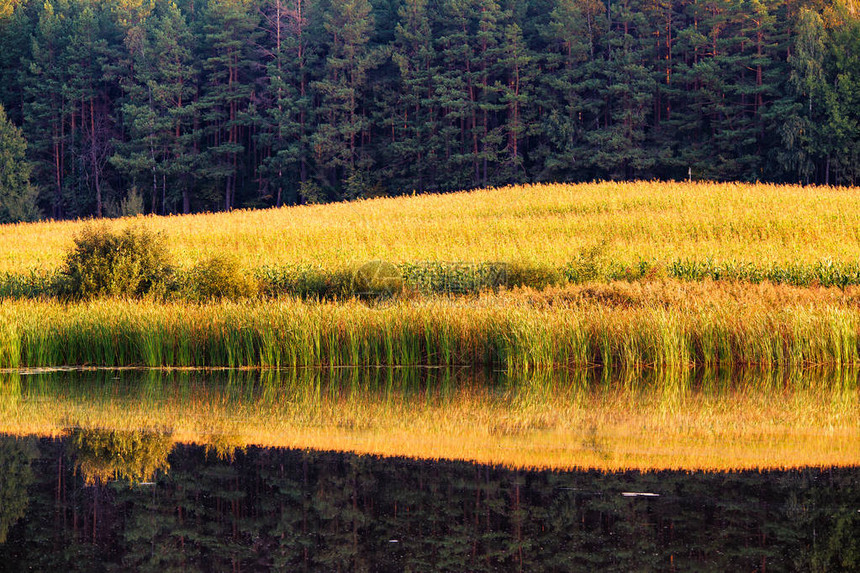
(1, 182), (859, 274)
(1, 368), (858, 472)
(3, 280), (860, 369)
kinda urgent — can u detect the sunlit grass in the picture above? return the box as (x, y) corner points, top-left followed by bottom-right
(4, 280), (860, 369)
(1, 182), (859, 274)
(1, 368), (858, 472)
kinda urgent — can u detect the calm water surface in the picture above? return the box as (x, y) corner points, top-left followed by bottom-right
(1, 436), (860, 571)
(1, 368), (859, 571)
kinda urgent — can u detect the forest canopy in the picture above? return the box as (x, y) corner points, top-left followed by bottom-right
(0, 0), (858, 219)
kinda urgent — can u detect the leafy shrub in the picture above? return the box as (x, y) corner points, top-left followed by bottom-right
(181, 254), (256, 301)
(58, 225), (173, 299)
(562, 243), (609, 283)
(120, 186), (145, 217)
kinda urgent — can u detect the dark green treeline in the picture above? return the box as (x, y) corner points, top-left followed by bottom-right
(0, 0), (858, 220)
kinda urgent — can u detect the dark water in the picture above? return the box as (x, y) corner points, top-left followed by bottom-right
(1, 435), (859, 572)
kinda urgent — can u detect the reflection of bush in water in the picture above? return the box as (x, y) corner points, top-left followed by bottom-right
(67, 429), (172, 486)
(0, 437), (37, 543)
(204, 433), (245, 462)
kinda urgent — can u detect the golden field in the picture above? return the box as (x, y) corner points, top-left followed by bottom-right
(2, 182), (860, 369)
(1, 181), (859, 273)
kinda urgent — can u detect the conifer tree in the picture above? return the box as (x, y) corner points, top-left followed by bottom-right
(23, 0), (72, 218)
(311, 0), (383, 197)
(389, 0), (435, 192)
(539, 0), (605, 181)
(63, 3), (117, 216)
(199, 0), (260, 210)
(0, 0), (31, 124)
(112, 2), (200, 214)
(259, 0), (315, 205)
(588, 0), (656, 179)
(431, 0), (480, 190)
(0, 104), (40, 223)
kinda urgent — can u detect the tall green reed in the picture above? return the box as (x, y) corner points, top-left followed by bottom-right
(3, 298), (860, 370)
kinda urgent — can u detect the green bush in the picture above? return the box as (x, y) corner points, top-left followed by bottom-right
(58, 225), (173, 299)
(562, 243), (609, 283)
(181, 254), (256, 301)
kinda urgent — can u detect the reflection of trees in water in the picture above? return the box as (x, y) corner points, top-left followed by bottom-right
(67, 429), (172, 486)
(807, 475), (860, 571)
(0, 437), (36, 544)
(1, 436), (860, 571)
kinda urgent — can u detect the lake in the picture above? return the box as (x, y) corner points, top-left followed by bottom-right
(0, 368), (858, 571)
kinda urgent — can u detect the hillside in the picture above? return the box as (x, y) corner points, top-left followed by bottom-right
(1, 181), (859, 274)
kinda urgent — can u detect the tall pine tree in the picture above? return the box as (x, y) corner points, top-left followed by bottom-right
(200, 0), (260, 210)
(311, 0), (383, 197)
(0, 103), (40, 222)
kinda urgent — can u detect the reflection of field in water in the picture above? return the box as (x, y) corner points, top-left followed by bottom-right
(0, 367), (858, 472)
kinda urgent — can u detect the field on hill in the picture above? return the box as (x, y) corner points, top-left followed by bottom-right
(1, 181), (859, 274)
(2, 181), (860, 370)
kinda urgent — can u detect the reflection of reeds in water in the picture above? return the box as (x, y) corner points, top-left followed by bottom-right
(0, 367), (858, 472)
(3, 283), (860, 369)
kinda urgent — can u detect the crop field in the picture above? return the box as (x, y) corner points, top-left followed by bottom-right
(1, 181), (860, 274)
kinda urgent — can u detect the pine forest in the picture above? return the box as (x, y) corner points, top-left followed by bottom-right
(0, 0), (858, 220)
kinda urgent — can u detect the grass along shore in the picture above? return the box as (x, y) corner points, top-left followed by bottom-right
(1, 181), (859, 275)
(2, 368), (858, 472)
(2, 181), (860, 370)
(3, 280), (860, 369)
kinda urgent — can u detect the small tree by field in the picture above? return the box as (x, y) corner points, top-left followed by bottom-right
(0, 104), (38, 224)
